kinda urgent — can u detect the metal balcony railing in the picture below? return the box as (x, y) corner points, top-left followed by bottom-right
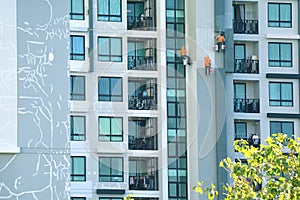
(234, 59), (259, 74)
(129, 175), (158, 190)
(128, 96), (157, 110)
(128, 56), (156, 70)
(127, 16), (155, 30)
(233, 19), (258, 34)
(234, 98), (260, 113)
(129, 135), (157, 150)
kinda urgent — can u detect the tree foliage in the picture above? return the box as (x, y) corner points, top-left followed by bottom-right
(194, 133), (300, 200)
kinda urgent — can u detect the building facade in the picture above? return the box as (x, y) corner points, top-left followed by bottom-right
(0, 0), (299, 200)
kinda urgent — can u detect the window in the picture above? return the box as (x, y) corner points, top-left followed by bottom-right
(99, 198), (122, 200)
(70, 75), (85, 100)
(70, 0), (84, 20)
(269, 82), (293, 106)
(71, 116), (86, 141)
(268, 3), (291, 28)
(71, 156), (86, 181)
(270, 121), (294, 138)
(99, 157), (123, 182)
(98, 37), (122, 62)
(98, 117), (123, 142)
(71, 198), (86, 200)
(268, 43), (292, 67)
(70, 35), (85, 60)
(98, 77), (122, 101)
(98, 0), (121, 22)
(234, 122), (247, 140)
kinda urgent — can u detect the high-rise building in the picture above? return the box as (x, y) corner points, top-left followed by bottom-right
(0, 0), (299, 200)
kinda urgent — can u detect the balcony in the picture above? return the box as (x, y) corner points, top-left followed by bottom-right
(127, 0), (156, 31)
(233, 19), (258, 34)
(128, 38), (156, 71)
(128, 78), (157, 110)
(129, 158), (158, 191)
(234, 58), (259, 74)
(128, 55), (156, 71)
(128, 118), (158, 150)
(234, 98), (259, 113)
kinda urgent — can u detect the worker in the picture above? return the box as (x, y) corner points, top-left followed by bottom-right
(215, 33), (225, 52)
(204, 55), (211, 75)
(179, 46), (192, 65)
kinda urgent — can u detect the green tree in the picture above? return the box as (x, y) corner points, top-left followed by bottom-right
(194, 133), (300, 200)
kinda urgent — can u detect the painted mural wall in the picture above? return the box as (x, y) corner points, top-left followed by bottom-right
(0, 0), (69, 199)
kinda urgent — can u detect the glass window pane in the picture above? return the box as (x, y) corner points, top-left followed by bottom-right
(99, 78), (109, 95)
(111, 158), (122, 175)
(270, 122), (281, 135)
(168, 103), (176, 116)
(168, 143), (176, 156)
(169, 183), (177, 197)
(111, 38), (121, 56)
(98, 0), (108, 15)
(72, 0), (84, 14)
(72, 157), (85, 177)
(281, 83), (292, 100)
(71, 116), (85, 140)
(280, 4), (291, 21)
(110, 0), (121, 15)
(268, 4), (279, 21)
(99, 158), (110, 175)
(98, 37), (109, 55)
(280, 44), (291, 63)
(99, 118), (111, 135)
(269, 83), (280, 100)
(282, 122), (293, 138)
(234, 84), (245, 99)
(269, 43), (279, 61)
(72, 36), (84, 54)
(111, 118), (122, 135)
(178, 183), (187, 197)
(235, 122), (247, 139)
(111, 78), (122, 96)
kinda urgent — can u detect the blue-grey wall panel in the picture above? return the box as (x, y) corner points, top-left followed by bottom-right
(0, 0), (69, 199)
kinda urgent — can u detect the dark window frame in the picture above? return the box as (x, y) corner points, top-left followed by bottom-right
(98, 37), (122, 62)
(98, 77), (123, 102)
(99, 157), (124, 182)
(71, 115), (86, 141)
(71, 156), (86, 182)
(70, 0), (85, 20)
(70, 35), (85, 60)
(269, 82), (293, 107)
(70, 75), (86, 100)
(268, 42), (292, 67)
(97, 0), (122, 22)
(268, 3), (292, 28)
(98, 116), (123, 142)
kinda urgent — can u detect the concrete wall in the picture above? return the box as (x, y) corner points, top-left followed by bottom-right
(0, 0), (69, 199)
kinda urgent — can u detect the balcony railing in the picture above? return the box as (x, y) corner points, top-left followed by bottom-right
(129, 175), (158, 190)
(129, 96), (157, 110)
(128, 56), (156, 71)
(127, 16), (155, 30)
(234, 98), (260, 113)
(233, 19), (258, 34)
(234, 59), (259, 74)
(129, 135), (157, 150)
